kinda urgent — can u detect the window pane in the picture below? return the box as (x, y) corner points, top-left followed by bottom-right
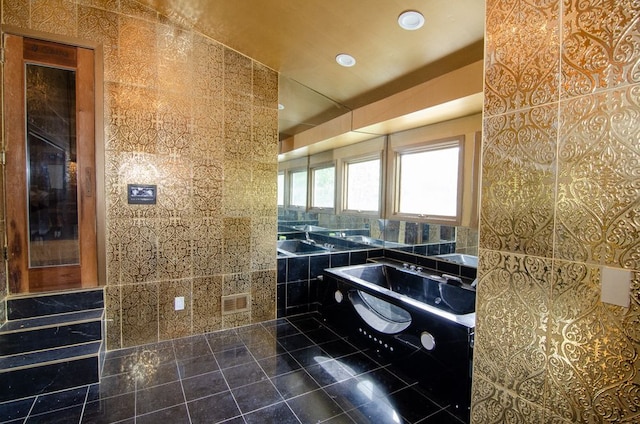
(277, 173), (284, 206)
(312, 166), (334, 208)
(398, 147), (459, 216)
(346, 159), (379, 211)
(290, 170), (307, 207)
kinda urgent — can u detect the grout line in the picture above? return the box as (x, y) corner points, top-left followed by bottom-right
(172, 340), (193, 424)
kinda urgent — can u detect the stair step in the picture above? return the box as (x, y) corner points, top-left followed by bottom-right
(7, 288), (104, 320)
(0, 289), (105, 403)
(0, 342), (101, 403)
(0, 341), (102, 372)
(0, 310), (104, 356)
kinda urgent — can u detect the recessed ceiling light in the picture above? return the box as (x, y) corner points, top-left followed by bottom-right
(335, 53), (356, 67)
(278, 103), (285, 110)
(398, 10), (425, 30)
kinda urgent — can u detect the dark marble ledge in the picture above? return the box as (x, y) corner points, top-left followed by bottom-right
(0, 309), (104, 334)
(0, 341), (101, 371)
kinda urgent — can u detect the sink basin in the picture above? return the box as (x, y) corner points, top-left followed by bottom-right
(434, 253), (478, 268)
(291, 225), (328, 231)
(345, 235), (408, 248)
(277, 239), (329, 256)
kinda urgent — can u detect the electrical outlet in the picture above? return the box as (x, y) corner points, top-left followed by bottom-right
(601, 266), (631, 307)
(174, 296), (185, 311)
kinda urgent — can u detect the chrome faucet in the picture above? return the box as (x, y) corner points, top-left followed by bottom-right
(305, 232), (316, 244)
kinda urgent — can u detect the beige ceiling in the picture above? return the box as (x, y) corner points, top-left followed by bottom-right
(138, 0), (485, 139)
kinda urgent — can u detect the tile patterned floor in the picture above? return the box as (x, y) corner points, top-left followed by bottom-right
(0, 313), (467, 424)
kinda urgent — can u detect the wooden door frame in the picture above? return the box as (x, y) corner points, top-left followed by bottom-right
(2, 26), (106, 291)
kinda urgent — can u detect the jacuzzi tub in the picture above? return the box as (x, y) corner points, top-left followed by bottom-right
(320, 262), (475, 420)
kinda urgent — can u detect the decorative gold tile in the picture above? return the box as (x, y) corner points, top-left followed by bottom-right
(117, 219), (159, 284)
(223, 218), (252, 274)
(224, 48), (252, 104)
(253, 63), (278, 109)
(471, 374), (547, 423)
(223, 161), (253, 218)
(484, 0), (560, 115)
(250, 217), (277, 271)
(561, 0), (640, 98)
(192, 276), (222, 333)
(555, 85), (640, 268)
(157, 25), (193, 96)
(105, 151), (159, 220)
(473, 249), (551, 405)
(77, 0), (119, 11)
(224, 100), (253, 162)
(222, 272), (251, 296)
(78, 5), (118, 48)
(192, 34), (224, 100)
(158, 280), (192, 340)
(120, 0), (157, 21)
(545, 260), (640, 423)
(104, 285), (121, 350)
(479, 105), (557, 256)
(251, 162), (278, 218)
(191, 96), (224, 164)
(121, 283), (158, 348)
(105, 82), (158, 153)
(3, 0), (30, 27)
(252, 106), (279, 163)
(156, 92), (192, 157)
(251, 270), (276, 322)
(31, 0), (77, 37)
(192, 163), (223, 218)
(155, 156), (192, 219)
(118, 16), (158, 87)
(191, 218), (224, 277)
(222, 311), (251, 329)
(156, 218), (192, 282)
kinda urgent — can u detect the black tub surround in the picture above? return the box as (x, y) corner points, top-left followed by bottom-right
(320, 260), (475, 421)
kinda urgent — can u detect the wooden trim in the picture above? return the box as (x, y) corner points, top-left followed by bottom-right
(77, 46), (98, 287)
(4, 34), (29, 294)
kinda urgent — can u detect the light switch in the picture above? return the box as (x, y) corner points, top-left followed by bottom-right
(601, 266), (631, 307)
(174, 296), (185, 311)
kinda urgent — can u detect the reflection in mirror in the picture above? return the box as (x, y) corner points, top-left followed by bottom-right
(26, 64), (80, 267)
(278, 75), (351, 141)
(278, 209), (478, 258)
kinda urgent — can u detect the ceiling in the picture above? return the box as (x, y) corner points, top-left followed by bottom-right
(137, 0), (485, 140)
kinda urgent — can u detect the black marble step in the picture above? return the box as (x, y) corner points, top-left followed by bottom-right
(0, 342), (101, 403)
(0, 289), (105, 402)
(0, 309), (104, 356)
(7, 289), (104, 320)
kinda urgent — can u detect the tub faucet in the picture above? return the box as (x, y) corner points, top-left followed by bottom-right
(442, 274), (463, 286)
(305, 232), (315, 244)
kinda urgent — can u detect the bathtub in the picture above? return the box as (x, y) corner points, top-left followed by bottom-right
(320, 262), (475, 420)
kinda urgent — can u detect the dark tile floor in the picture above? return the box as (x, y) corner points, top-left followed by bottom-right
(0, 313), (466, 424)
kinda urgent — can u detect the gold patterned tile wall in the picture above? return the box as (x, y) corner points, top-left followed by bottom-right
(1, 1), (277, 347)
(475, 0), (640, 422)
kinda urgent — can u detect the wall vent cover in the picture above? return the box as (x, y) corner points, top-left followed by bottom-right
(221, 293), (251, 315)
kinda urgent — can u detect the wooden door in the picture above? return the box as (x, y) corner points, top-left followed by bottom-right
(4, 35), (97, 293)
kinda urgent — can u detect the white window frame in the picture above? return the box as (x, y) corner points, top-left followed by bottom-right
(277, 171), (285, 207)
(388, 136), (464, 225)
(309, 161), (336, 213)
(287, 167), (308, 210)
(340, 152), (383, 216)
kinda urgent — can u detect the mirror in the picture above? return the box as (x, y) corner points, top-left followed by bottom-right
(278, 209), (478, 258)
(276, 75), (479, 262)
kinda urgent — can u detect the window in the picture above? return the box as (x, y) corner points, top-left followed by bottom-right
(394, 139), (463, 222)
(289, 169), (307, 208)
(311, 165), (335, 209)
(344, 157), (380, 212)
(277, 172), (284, 206)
